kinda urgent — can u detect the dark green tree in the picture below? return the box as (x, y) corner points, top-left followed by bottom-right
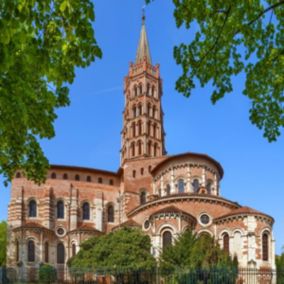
(276, 250), (284, 284)
(0, 0), (101, 185)
(68, 227), (156, 280)
(160, 231), (238, 283)
(0, 221), (7, 266)
(147, 0), (284, 142)
(39, 264), (57, 284)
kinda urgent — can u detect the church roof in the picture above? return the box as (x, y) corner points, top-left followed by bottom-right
(112, 219), (140, 231)
(150, 206), (196, 221)
(136, 13), (152, 64)
(214, 206), (274, 223)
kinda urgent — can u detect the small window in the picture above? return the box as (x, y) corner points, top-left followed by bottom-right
(107, 205), (114, 223)
(57, 200), (64, 219)
(98, 177), (103, 184)
(16, 172), (21, 178)
(16, 240), (19, 262)
(262, 232), (269, 261)
(57, 243), (65, 264)
(63, 173), (68, 180)
(200, 214), (210, 225)
(82, 202), (90, 220)
(109, 179), (114, 185)
(139, 84), (143, 95)
(133, 170), (136, 178)
(192, 179), (200, 192)
(44, 242), (49, 263)
(178, 179), (185, 193)
(140, 191), (146, 205)
(223, 233), (230, 254)
(162, 231), (172, 250)
(166, 184), (171, 195)
(27, 240), (35, 262)
(86, 176), (92, 182)
(51, 172), (56, 179)
(140, 168), (144, 175)
(131, 143), (135, 157)
(72, 243), (76, 257)
(28, 200), (37, 217)
(75, 174), (80, 181)
(148, 166), (152, 172)
(206, 180), (213, 194)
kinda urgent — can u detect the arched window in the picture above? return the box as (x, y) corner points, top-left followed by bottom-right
(138, 104), (142, 116)
(153, 106), (157, 118)
(63, 173), (68, 180)
(166, 184), (171, 195)
(148, 141), (152, 156)
(51, 172), (56, 179)
(82, 202), (90, 220)
(153, 124), (157, 138)
(153, 143), (158, 156)
(178, 179), (185, 193)
(132, 170), (136, 178)
(72, 243), (76, 257)
(147, 121), (151, 135)
(162, 231), (172, 250)
(27, 240), (35, 262)
(134, 85), (137, 96)
(132, 122), (136, 137)
(147, 83), (150, 96)
(140, 191), (146, 205)
(57, 200), (64, 219)
(192, 179), (200, 192)
(138, 120), (142, 135)
(15, 240), (19, 262)
(133, 106), (136, 118)
(223, 233), (230, 254)
(107, 205), (114, 223)
(86, 175), (92, 182)
(138, 140), (142, 155)
(140, 168), (144, 175)
(139, 84), (143, 95)
(148, 166), (152, 172)
(98, 177), (103, 183)
(206, 180), (213, 194)
(147, 104), (151, 116)
(16, 172), (21, 178)
(44, 242), (49, 263)
(131, 142), (135, 157)
(57, 243), (65, 264)
(28, 200), (37, 217)
(152, 85), (155, 97)
(75, 174), (80, 181)
(262, 232), (269, 261)
(109, 179), (114, 185)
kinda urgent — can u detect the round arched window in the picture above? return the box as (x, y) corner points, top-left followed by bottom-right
(162, 231), (172, 250)
(144, 220), (150, 230)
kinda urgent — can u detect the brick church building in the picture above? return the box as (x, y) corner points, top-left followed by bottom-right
(7, 14), (275, 281)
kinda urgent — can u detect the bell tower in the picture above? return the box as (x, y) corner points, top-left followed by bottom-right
(121, 13), (166, 165)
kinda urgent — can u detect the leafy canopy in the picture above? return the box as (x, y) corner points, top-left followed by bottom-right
(147, 0), (284, 141)
(0, 0), (101, 184)
(160, 230), (237, 273)
(0, 221), (7, 266)
(68, 227), (156, 271)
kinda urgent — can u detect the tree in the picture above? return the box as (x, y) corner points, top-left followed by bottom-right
(0, 0), (101, 185)
(68, 227), (156, 271)
(147, 0), (284, 142)
(39, 264), (57, 284)
(159, 230), (238, 283)
(276, 250), (284, 283)
(0, 221), (7, 266)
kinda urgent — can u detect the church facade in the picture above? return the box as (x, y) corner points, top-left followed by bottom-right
(7, 16), (275, 281)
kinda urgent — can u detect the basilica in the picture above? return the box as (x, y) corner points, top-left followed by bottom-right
(7, 15), (275, 282)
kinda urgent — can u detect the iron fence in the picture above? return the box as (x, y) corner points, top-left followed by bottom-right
(0, 267), (283, 284)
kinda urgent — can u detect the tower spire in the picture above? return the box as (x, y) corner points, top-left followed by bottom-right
(136, 8), (152, 64)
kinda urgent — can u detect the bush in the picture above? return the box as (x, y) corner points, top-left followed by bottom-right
(39, 264), (57, 284)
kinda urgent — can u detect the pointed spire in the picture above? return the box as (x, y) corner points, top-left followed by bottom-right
(136, 8), (152, 64)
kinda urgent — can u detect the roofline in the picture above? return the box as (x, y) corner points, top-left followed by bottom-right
(49, 164), (121, 177)
(127, 194), (240, 217)
(150, 152), (224, 178)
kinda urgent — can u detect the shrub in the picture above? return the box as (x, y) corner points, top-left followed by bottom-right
(39, 264), (57, 284)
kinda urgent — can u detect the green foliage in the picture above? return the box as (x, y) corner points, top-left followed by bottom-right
(0, 221), (7, 266)
(160, 231), (237, 282)
(146, 0), (284, 141)
(276, 251), (284, 283)
(0, 0), (102, 185)
(39, 264), (57, 284)
(68, 227), (156, 271)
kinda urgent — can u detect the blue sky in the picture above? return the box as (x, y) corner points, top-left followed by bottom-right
(1, 0), (284, 254)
